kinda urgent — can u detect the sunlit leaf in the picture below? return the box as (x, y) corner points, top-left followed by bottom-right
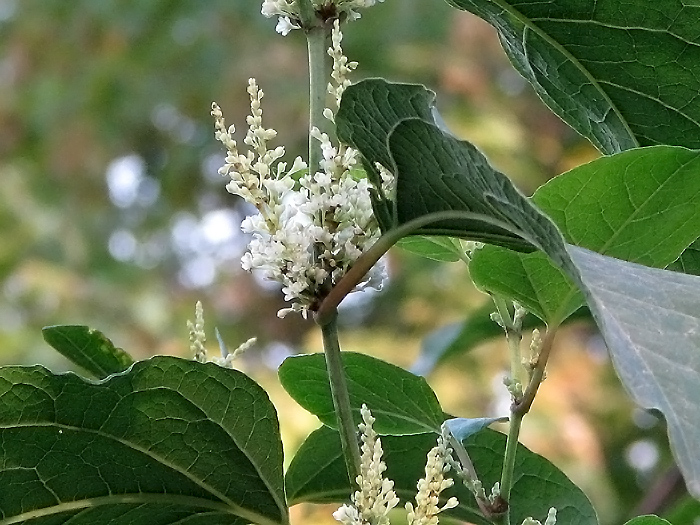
(397, 236), (465, 262)
(278, 352), (444, 435)
(470, 146), (700, 322)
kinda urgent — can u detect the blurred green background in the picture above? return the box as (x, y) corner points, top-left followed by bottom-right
(0, 1), (695, 523)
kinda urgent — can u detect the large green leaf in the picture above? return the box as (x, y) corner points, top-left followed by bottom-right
(336, 78), (700, 499)
(470, 146), (700, 322)
(286, 426), (597, 525)
(42, 325), (135, 379)
(0, 357), (287, 525)
(278, 352), (444, 435)
(446, 0), (700, 153)
(567, 245), (700, 499)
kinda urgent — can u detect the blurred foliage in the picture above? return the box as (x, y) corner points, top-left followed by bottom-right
(0, 1), (691, 524)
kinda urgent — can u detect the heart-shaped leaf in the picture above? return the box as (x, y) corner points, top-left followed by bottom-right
(285, 426), (598, 525)
(447, 0), (700, 153)
(278, 352), (444, 435)
(42, 325), (135, 379)
(0, 357), (287, 525)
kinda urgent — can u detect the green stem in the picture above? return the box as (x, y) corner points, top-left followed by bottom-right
(498, 410), (524, 524)
(497, 326), (558, 524)
(320, 309), (362, 483)
(491, 295), (523, 386)
(305, 24), (328, 178)
(296, 0), (317, 29)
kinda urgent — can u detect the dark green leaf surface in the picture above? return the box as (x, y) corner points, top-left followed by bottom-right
(0, 357), (287, 525)
(568, 245), (700, 499)
(668, 238), (700, 276)
(278, 352), (444, 435)
(42, 325), (134, 379)
(623, 517), (671, 525)
(338, 79), (569, 255)
(286, 426), (597, 525)
(447, 0), (700, 153)
(470, 146), (700, 322)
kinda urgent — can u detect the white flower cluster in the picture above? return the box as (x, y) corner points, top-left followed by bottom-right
(261, 0), (385, 36)
(405, 433), (459, 525)
(334, 405), (400, 525)
(212, 25), (383, 318)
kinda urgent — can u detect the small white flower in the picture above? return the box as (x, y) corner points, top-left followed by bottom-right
(276, 16), (300, 36)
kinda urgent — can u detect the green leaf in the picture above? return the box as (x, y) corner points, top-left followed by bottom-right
(397, 236), (465, 262)
(470, 146), (700, 322)
(446, 0), (700, 153)
(663, 494), (700, 523)
(278, 352), (444, 435)
(337, 79), (567, 254)
(668, 238), (700, 276)
(0, 357), (287, 525)
(623, 517), (672, 525)
(42, 325), (135, 379)
(568, 245), (700, 499)
(285, 427), (598, 525)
